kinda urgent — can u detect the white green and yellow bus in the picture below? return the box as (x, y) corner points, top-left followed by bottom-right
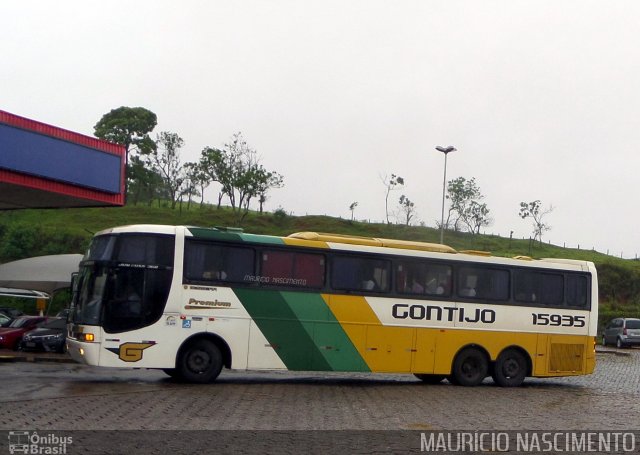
(67, 225), (597, 387)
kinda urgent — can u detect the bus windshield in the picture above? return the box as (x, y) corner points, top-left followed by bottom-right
(71, 234), (175, 333)
(72, 263), (108, 326)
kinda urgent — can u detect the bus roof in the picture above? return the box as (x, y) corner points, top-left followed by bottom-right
(288, 232), (457, 254)
(96, 225), (594, 272)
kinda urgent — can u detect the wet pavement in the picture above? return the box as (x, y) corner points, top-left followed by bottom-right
(0, 348), (638, 429)
(0, 347), (638, 454)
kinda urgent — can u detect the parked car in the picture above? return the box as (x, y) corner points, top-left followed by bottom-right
(0, 313), (12, 327)
(20, 317), (67, 353)
(602, 317), (640, 348)
(0, 316), (48, 350)
(0, 307), (23, 319)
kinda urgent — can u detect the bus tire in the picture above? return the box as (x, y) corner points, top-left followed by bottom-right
(414, 374), (445, 384)
(451, 347), (488, 387)
(177, 339), (223, 384)
(492, 349), (527, 387)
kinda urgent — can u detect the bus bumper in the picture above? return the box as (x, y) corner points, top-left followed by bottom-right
(67, 339), (101, 366)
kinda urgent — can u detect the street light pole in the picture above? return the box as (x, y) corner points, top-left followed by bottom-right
(435, 145), (456, 244)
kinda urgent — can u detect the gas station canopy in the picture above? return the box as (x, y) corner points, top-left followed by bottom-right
(0, 109), (125, 209)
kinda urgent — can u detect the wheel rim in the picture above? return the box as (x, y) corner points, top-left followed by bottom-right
(461, 357), (482, 381)
(502, 358), (521, 378)
(493, 349), (527, 387)
(187, 348), (212, 374)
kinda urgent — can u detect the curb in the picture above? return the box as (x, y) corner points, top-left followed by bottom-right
(595, 347), (633, 357)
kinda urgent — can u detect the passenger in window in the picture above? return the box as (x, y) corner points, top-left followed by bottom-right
(361, 265), (378, 291)
(459, 275), (477, 297)
(362, 278), (376, 291)
(459, 287), (476, 297)
(425, 278), (444, 295)
(411, 279), (424, 294)
(203, 268), (227, 281)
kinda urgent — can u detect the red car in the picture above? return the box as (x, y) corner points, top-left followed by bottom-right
(0, 316), (48, 350)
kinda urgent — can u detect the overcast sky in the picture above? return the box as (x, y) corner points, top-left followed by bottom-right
(2, 1), (639, 257)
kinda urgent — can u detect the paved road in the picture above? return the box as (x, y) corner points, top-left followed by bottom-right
(0, 348), (638, 453)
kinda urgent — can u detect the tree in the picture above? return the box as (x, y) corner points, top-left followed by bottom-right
(446, 177), (491, 234)
(464, 201), (491, 234)
(253, 169), (284, 214)
(349, 202), (358, 221)
(180, 162), (205, 210)
(147, 131), (185, 209)
(519, 200), (553, 243)
(93, 106), (157, 165)
(381, 174), (404, 223)
(183, 161), (208, 207)
(399, 195), (416, 226)
(127, 155), (165, 205)
(198, 146), (227, 208)
(94, 107), (158, 203)
(198, 132), (284, 215)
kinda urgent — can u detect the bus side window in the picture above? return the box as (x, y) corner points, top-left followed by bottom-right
(458, 267), (508, 301)
(184, 241), (254, 283)
(566, 275), (588, 308)
(332, 256), (389, 293)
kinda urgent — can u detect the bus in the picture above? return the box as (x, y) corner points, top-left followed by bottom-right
(67, 225), (597, 387)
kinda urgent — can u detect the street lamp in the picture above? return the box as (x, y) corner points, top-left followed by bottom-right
(435, 145), (456, 244)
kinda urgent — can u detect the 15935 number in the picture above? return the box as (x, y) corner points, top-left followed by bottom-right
(531, 313), (586, 327)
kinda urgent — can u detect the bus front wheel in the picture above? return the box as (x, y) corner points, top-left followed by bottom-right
(492, 349), (527, 387)
(451, 347), (488, 387)
(178, 339), (223, 383)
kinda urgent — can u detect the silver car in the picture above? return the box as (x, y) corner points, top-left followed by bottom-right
(602, 318), (640, 348)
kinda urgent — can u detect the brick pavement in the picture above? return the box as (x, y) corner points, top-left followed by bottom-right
(0, 350), (638, 432)
(1, 351), (638, 454)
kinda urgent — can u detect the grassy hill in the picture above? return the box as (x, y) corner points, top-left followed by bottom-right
(1, 202), (639, 323)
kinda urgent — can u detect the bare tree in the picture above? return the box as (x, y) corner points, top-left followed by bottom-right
(519, 200), (554, 243)
(381, 174), (404, 223)
(399, 195), (416, 226)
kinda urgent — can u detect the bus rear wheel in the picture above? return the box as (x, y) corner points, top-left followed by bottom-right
(492, 349), (527, 387)
(414, 374), (445, 384)
(178, 339), (223, 384)
(451, 347), (488, 387)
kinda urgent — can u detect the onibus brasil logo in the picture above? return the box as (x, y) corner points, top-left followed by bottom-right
(8, 431), (72, 454)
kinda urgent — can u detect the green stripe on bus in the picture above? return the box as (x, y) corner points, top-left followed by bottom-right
(238, 233), (284, 245)
(233, 288), (332, 371)
(280, 293), (370, 372)
(188, 228), (285, 246)
(187, 228), (245, 242)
